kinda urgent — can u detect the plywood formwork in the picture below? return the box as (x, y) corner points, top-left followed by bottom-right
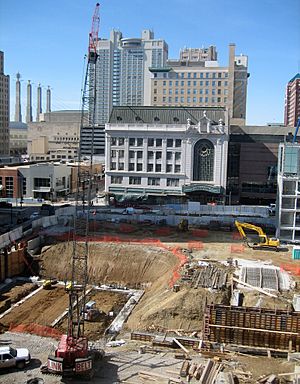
(203, 304), (300, 352)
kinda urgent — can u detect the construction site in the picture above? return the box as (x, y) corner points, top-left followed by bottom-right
(0, 210), (300, 383)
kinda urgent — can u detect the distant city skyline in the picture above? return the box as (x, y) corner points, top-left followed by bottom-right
(0, 0), (299, 125)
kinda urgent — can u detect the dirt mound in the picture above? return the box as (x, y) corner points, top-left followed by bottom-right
(41, 242), (178, 287)
(127, 286), (230, 331)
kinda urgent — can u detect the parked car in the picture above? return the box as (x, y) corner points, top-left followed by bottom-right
(0, 346), (31, 369)
(30, 211), (40, 220)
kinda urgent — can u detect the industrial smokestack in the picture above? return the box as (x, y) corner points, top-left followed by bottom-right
(26, 80), (33, 123)
(36, 83), (42, 122)
(46, 86), (51, 113)
(15, 72), (22, 122)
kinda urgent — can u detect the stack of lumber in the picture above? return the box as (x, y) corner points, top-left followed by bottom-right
(192, 265), (227, 289)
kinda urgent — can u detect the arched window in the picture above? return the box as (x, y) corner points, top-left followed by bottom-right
(193, 139), (214, 181)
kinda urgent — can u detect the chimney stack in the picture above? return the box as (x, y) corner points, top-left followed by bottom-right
(46, 86), (51, 113)
(36, 83), (42, 122)
(15, 72), (22, 122)
(26, 80), (33, 123)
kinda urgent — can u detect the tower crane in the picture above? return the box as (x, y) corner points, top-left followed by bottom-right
(45, 3), (101, 379)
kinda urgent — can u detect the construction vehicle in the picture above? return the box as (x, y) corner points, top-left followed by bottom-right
(84, 301), (102, 322)
(44, 3), (102, 379)
(178, 219), (189, 232)
(235, 220), (282, 251)
(42, 278), (57, 290)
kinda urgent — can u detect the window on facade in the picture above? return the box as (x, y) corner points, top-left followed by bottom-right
(135, 138), (142, 146)
(118, 162), (124, 170)
(193, 139), (214, 181)
(175, 97), (179, 102)
(224, 97), (227, 102)
(180, 97), (184, 103)
(111, 176), (123, 184)
(119, 150), (124, 158)
(156, 151), (162, 160)
(175, 152), (181, 160)
(166, 139), (173, 148)
(175, 139), (181, 147)
(148, 138), (154, 147)
(129, 177), (141, 185)
(111, 150), (117, 158)
(5, 177), (14, 198)
(167, 151), (173, 160)
(129, 163), (135, 171)
(167, 178), (179, 187)
(166, 164), (172, 173)
(129, 151), (135, 159)
(187, 97), (191, 103)
(137, 163), (143, 171)
(33, 178), (50, 189)
(111, 137), (117, 145)
(148, 177), (160, 186)
(147, 164), (153, 172)
(180, 89), (184, 95)
(156, 139), (162, 147)
(174, 165), (181, 173)
(148, 151), (154, 160)
(118, 138), (124, 145)
(155, 164), (161, 172)
(217, 97), (221, 102)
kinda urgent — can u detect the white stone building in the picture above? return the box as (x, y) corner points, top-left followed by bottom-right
(105, 106), (229, 204)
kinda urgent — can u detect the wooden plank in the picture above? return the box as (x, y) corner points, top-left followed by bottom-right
(173, 338), (190, 355)
(233, 278), (277, 298)
(208, 323), (298, 335)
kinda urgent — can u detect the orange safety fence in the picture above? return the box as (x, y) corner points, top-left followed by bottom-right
(230, 244), (245, 253)
(280, 264), (300, 276)
(169, 246), (188, 287)
(188, 241), (204, 250)
(191, 229), (209, 238)
(9, 323), (62, 339)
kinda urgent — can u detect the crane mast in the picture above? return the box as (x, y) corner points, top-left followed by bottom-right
(68, 2), (100, 341)
(46, 3), (100, 378)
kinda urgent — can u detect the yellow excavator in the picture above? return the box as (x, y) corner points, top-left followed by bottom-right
(234, 220), (282, 251)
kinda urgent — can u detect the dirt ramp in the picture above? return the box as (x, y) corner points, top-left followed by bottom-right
(41, 242), (178, 287)
(127, 287), (229, 331)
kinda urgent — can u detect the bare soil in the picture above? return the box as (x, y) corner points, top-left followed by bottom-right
(56, 290), (129, 340)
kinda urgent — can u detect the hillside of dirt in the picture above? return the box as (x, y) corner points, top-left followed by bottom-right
(39, 241), (231, 332)
(40, 242), (178, 287)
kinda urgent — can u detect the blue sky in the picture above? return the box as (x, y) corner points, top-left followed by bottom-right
(1, 0), (299, 125)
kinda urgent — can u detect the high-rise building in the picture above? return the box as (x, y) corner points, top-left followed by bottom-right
(150, 44), (249, 125)
(0, 51), (10, 156)
(284, 74), (300, 127)
(92, 29), (168, 124)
